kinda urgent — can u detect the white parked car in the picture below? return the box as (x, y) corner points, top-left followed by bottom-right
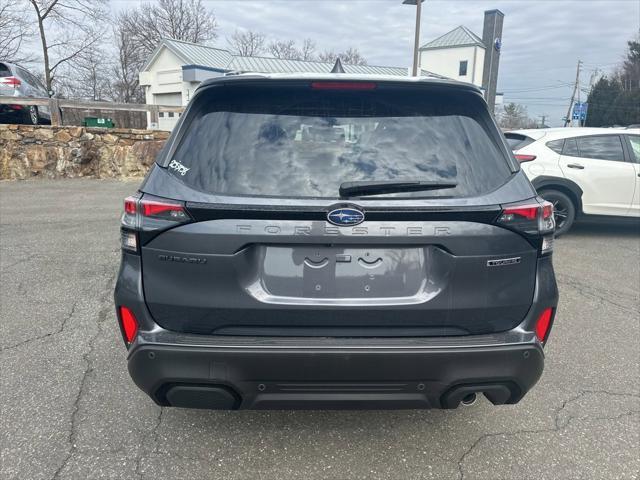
(505, 127), (640, 234)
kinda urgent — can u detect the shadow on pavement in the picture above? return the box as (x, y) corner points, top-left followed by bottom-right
(567, 219), (640, 238)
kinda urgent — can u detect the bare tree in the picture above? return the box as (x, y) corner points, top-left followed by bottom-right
(110, 24), (145, 103)
(63, 46), (112, 101)
(0, 0), (33, 63)
(26, 0), (108, 92)
(340, 48), (367, 66)
(269, 39), (300, 60)
(227, 30), (265, 57)
(318, 47), (367, 66)
(268, 38), (317, 61)
(114, 0), (217, 103)
(300, 38), (316, 61)
(117, 0), (218, 57)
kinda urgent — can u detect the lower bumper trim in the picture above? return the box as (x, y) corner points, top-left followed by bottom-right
(127, 341), (544, 410)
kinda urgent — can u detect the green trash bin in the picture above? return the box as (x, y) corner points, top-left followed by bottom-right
(82, 117), (115, 128)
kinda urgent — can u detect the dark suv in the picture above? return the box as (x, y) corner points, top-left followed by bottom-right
(114, 74), (558, 410)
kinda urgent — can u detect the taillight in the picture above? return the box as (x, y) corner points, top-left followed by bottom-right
(497, 200), (555, 253)
(121, 194), (190, 253)
(515, 154), (536, 163)
(140, 199), (189, 221)
(0, 76), (21, 87)
(124, 197), (137, 215)
(311, 81), (377, 90)
(118, 306), (139, 344)
(535, 308), (554, 343)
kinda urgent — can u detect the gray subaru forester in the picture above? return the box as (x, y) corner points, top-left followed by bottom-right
(114, 74), (559, 410)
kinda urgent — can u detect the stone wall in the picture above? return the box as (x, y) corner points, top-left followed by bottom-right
(0, 125), (170, 180)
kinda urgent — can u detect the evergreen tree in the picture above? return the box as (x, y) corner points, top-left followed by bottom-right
(585, 77), (622, 126)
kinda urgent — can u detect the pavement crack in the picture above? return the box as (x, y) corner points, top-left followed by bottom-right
(1, 300), (78, 353)
(2, 253), (40, 270)
(134, 407), (164, 480)
(457, 389), (640, 480)
(557, 273), (639, 314)
(50, 271), (117, 480)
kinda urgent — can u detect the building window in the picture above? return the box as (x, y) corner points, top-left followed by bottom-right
(459, 61), (468, 76)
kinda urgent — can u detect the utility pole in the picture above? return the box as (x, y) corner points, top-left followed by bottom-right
(564, 59), (582, 127)
(403, 0), (426, 76)
(538, 114), (547, 128)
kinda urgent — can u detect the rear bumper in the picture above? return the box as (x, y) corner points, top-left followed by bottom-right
(127, 331), (545, 409)
(116, 250), (557, 410)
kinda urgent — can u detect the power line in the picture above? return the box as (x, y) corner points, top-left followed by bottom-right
(502, 83), (573, 93)
(511, 102), (638, 112)
(507, 96), (573, 100)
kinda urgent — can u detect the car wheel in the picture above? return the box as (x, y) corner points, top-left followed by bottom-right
(540, 189), (575, 236)
(23, 106), (39, 125)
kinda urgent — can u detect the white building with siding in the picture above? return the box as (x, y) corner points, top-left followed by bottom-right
(418, 25), (503, 110)
(139, 34), (502, 130)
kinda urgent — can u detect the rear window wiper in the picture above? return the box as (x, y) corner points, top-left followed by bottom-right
(339, 180), (458, 197)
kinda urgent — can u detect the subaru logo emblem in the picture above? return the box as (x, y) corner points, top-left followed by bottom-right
(327, 207), (365, 226)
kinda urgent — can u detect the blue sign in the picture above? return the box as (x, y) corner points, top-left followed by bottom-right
(572, 102), (588, 121)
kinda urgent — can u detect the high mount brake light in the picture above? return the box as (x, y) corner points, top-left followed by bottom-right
(0, 76), (21, 87)
(497, 201), (555, 253)
(515, 154), (536, 162)
(311, 81), (377, 90)
(121, 195), (190, 253)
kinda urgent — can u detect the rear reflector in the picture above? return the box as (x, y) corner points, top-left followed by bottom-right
(515, 154), (536, 162)
(535, 308), (553, 342)
(311, 81), (377, 90)
(118, 306), (139, 344)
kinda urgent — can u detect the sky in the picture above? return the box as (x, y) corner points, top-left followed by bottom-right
(113, 0), (639, 126)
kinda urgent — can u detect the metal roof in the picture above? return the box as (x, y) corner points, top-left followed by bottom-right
(162, 38), (233, 69)
(419, 26), (485, 51)
(144, 38), (444, 79)
(228, 55), (417, 76)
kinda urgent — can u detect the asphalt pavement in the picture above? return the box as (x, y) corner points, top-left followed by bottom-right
(1, 179), (639, 480)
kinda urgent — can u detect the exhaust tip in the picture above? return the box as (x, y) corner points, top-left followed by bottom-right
(461, 392), (477, 406)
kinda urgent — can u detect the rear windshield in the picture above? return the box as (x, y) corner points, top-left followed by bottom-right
(169, 83), (512, 199)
